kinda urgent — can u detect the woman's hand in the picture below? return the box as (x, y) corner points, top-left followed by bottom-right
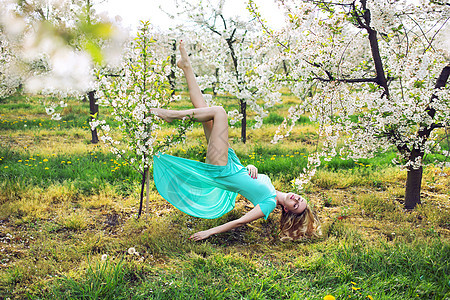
(189, 230), (212, 241)
(246, 164), (258, 179)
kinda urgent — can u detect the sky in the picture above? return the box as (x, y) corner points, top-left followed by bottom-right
(96, 0), (285, 32)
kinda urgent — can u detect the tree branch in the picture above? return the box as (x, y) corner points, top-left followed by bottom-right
(358, 0), (390, 97)
(313, 76), (378, 83)
(424, 16), (450, 53)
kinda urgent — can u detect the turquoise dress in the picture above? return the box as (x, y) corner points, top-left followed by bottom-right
(153, 148), (277, 220)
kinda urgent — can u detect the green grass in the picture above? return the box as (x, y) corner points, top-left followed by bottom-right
(0, 94), (449, 299)
(0, 148), (139, 195)
(43, 233), (449, 300)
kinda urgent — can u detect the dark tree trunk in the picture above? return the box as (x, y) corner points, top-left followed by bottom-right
(213, 67), (219, 96)
(405, 166), (423, 209)
(88, 90), (99, 144)
(225, 28), (248, 143)
(169, 39), (176, 95)
(137, 170), (146, 218)
(240, 99), (247, 143)
(282, 60), (289, 76)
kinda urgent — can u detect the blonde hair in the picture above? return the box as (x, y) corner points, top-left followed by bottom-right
(279, 205), (322, 241)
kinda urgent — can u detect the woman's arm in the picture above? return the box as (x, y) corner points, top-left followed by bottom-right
(188, 205), (265, 241)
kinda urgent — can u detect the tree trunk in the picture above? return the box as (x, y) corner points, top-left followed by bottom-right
(88, 90), (99, 144)
(282, 60), (289, 76)
(213, 67), (219, 96)
(169, 39), (176, 95)
(404, 166), (423, 209)
(138, 170), (145, 218)
(240, 99), (247, 143)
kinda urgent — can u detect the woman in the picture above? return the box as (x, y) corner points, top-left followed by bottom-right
(152, 41), (321, 241)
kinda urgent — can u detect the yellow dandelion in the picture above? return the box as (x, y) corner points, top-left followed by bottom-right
(52, 153), (56, 156)
(67, 161), (71, 164)
(43, 159), (48, 162)
(351, 282), (357, 285)
(4, 166), (8, 168)
(270, 157), (275, 160)
(367, 296), (374, 300)
(323, 295), (335, 300)
(352, 287), (361, 291)
(61, 161), (65, 164)
(18, 160), (22, 162)
(45, 167), (49, 170)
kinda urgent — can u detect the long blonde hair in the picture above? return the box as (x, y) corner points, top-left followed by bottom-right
(279, 205), (322, 241)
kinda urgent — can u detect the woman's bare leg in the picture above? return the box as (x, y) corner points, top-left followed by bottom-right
(177, 41), (214, 143)
(151, 107), (229, 166)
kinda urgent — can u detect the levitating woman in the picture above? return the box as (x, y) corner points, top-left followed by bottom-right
(152, 41), (321, 241)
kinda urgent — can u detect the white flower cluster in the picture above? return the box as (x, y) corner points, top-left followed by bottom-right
(0, 34), (21, 99)
(272, 105), (305, 144)
(293, 153), (322, 191)
(44, 100), (69, 121)
(227, 109), (243, 128)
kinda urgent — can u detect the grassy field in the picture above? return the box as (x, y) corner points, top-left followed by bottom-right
(0, 92), (449, 299)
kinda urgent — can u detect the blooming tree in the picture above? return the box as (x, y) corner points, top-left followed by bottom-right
(0, 0), (124, 119)
(175, 0), (283, 143)
(253, 0), (450, 209)
(0, 32), (21, 99)
(91, 21), (193, 216)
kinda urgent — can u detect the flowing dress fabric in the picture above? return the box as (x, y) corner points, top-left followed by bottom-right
(153, 148), (277, 220)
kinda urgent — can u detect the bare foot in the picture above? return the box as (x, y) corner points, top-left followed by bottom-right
(176, 40), (191, 70)
(150, 108), (173, 123)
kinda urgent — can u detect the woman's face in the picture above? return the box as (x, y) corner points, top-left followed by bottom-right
(284, 193), (307, 214)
